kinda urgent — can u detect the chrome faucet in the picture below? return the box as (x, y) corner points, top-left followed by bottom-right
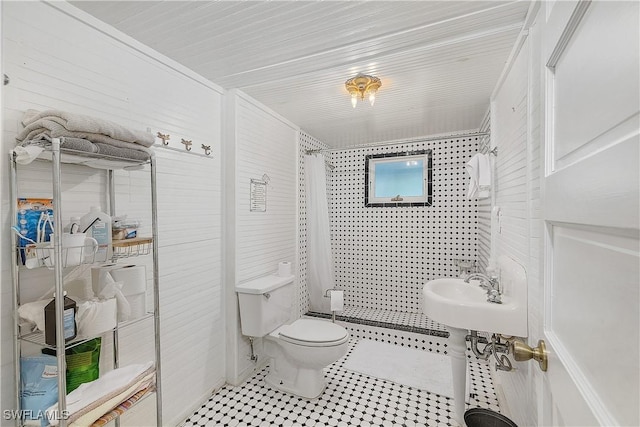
(464, 272), (502, 304)
(464, 272), (497, 290)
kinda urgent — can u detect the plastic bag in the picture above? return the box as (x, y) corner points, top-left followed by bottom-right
(42, 337), (101, 393)
(65, 338), (101, 393)
(20, 355), (58, 424)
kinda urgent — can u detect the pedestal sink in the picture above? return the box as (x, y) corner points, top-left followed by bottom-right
(422, 256), (527, 425)
(423, 277), (527, 337)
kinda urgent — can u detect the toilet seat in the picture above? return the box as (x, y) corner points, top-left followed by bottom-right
(278, 319), (349, 347)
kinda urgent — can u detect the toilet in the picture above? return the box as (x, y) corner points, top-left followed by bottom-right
(236, 274), (349, 398)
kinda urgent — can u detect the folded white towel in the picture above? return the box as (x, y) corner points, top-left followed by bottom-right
(70, 371), (154, 426)
(13, 145), (44, 164)
(466, 153), (491, 199)
(20, 109), (154, 147)
(17, 299), (49, 331)
(46, 361), (154, 426)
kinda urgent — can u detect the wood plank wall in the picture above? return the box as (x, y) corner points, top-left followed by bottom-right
(1, 2), (224, 425)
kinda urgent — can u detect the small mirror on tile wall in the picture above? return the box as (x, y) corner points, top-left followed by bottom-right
(365, 149), (432, 207)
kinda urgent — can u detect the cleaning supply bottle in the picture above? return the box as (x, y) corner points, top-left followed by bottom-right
(79, 206), (112, 262)
(44, 292), (77, 346)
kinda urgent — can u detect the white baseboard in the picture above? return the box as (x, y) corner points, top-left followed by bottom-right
(173, 377), (226, 426)
(228, 357), (269, 387)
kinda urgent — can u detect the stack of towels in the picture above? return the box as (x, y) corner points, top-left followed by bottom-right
(15, 109), (154, 168)
(46, 361), (155, 427)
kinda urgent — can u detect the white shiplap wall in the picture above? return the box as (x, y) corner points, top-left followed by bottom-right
(235, 96), (298, 281)
(477, 116), (492, 271)
(487, 33), (540, 426)
(225, 91), (298, 385)
(1, 2), (224, 425)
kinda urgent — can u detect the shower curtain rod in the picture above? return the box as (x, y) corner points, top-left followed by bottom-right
(304, 131), (489, 154)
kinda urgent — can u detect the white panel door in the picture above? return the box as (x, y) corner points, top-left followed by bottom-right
(542, 1), (639, 426)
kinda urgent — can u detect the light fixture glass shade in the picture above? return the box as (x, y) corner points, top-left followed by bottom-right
(345, 74), (381, 107)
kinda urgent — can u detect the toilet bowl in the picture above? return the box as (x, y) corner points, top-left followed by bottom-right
(235, 273), (350, 398)
(264, 318), (349, 398)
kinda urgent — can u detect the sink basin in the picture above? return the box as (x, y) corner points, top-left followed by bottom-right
(423, 277), (527, 336)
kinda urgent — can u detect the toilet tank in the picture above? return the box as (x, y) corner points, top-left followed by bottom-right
(236, 274), (294, 337)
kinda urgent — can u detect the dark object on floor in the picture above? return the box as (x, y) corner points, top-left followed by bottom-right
(464, 408), (518, 427)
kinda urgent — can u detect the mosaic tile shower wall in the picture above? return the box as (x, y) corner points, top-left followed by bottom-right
(330, 137), (480, 312)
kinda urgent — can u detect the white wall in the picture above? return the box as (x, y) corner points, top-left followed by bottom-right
(476, 117), (492, 271)
(490, 35), (536, 426)
(224, 90), (298, 385)
(485, 13), (543, 427)
(1, 2), (224, 425)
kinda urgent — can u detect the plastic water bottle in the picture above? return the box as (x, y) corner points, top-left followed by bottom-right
(79, 206), (112, 262)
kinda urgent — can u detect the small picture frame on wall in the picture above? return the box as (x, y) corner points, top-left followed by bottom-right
(250, 179), (267, 212)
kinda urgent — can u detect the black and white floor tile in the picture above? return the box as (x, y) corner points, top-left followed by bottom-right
(183, 337), (500, 427)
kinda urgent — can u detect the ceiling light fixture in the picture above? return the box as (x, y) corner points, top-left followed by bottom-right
(345, 73), (381, 108)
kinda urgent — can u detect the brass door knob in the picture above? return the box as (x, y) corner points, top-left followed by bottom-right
(511, 339), (548, 372)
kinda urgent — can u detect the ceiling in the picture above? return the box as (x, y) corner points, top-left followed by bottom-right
(70, 1), (531, 148)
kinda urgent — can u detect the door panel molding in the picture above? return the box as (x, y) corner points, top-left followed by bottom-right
(542, 1), (640, 425)
(545, 138), (639, 230)
(544, 331), (606, 426)
(546, 0), (591, 70)
(544, 220), (640, 426)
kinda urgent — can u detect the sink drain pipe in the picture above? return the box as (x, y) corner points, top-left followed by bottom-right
(467, 331), (512, 371)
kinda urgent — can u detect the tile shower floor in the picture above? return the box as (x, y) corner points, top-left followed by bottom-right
(182, 337), (500, 427)
(340, 306), (446, 332)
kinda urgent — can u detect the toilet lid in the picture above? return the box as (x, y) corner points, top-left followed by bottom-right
(278, 319), (348, 346)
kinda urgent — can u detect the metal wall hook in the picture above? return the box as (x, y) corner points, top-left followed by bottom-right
(201, 144), (211, 156)
(157, 132), (170, 145)
(181, 139), (192, 151)
(4, 74), (9, 86)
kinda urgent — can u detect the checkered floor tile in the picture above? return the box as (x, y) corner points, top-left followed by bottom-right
(183, 335), (501, 427)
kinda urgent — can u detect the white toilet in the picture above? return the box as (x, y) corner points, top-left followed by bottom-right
(236, 274), (349, 399)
